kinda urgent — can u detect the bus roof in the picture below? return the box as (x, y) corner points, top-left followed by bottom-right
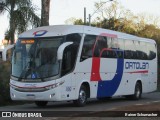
(19, 25), (156, 44)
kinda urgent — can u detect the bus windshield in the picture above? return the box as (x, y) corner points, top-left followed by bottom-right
(12, 37), (63, 80)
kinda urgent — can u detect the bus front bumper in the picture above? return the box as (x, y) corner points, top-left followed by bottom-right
(10, 87), (60, 101)
(10, 80), (65, 101)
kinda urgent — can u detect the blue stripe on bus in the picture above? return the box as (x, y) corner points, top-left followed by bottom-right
(97, 58), (124, 97)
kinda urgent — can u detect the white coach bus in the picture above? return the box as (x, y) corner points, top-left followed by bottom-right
(10, 25), (157, 107)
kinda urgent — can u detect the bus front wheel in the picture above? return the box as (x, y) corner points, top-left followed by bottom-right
(35, 101), (48, 107)
(73, 85), (87, 107)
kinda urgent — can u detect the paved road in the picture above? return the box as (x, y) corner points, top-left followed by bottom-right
(0, 92), (160, 119)
(0, 92), (160, 113)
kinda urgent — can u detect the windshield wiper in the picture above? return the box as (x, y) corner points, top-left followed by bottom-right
(18, 59), (32, 81)
(18, 60), (44, 82)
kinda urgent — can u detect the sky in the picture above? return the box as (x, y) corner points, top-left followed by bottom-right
(0, 0), (160, 41)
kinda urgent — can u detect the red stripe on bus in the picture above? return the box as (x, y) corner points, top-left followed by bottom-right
(127, 70), (148, 74)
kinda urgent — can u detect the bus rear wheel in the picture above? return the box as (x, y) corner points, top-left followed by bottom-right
(73, 85), (87, 107)
(126, 82), (142, 100)
(133, 82), (142, 100)
(35, 101), (48, 107)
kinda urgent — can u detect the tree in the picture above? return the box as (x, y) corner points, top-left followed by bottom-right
(0, 0), (40, 44)
(65, 18), (85, 25)
(65, 17), (77, 25)
(74, 19), (84, 25)
(41, 0), (50, 26)
(93, 1), (127, 29)
(94, 1), (125, 22)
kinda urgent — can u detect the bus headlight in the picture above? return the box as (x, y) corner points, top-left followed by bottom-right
(45, 84), (57, 90)
(45, 81), (65, 90)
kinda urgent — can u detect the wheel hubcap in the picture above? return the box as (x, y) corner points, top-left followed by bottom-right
(79, 90), (86, 103)
(136, 87), (140, 98)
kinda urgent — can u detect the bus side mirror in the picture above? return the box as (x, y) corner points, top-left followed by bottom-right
(57, 42), (73, 60)
(2, 44), (15, 61)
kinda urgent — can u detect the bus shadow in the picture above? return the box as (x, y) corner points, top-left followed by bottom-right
(28, 96), (150, 110)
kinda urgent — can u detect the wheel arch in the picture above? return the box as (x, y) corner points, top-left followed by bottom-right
(73, 81), (90, 107)
(81, 82), (90, 98)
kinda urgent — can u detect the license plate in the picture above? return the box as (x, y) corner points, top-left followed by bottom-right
(26, 94), (35, 99)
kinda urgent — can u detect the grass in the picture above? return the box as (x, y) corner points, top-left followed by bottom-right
(157, 83), (160, 92)
(0, 61), (11, 106)
(157, 66), (160, 92)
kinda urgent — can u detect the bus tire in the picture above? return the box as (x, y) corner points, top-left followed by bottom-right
(126, 82), (142, 100)
(35, 101), (48, 107)
(73, 85), (87, 107)
(132, 82), (142, 100)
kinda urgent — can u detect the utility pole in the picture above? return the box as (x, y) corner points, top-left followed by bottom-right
(89, 14), (91, 26)
(84, 7), (86, 25)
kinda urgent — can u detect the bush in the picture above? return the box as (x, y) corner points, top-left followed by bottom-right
(0, 61), (12, 106)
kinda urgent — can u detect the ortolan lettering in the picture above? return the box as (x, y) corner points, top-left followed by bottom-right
(125, 62), (149, 69)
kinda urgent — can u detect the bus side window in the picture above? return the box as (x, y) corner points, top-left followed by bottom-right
(62, 45), (81, 76)
(134, 41), (147, 60)
(135, 41), (140, 59)
(101, 36), (110, 58)
(147, 43), (156, 60)
(62, 33), (82, 76)
(65, 33), (81, 58)
(93, 36), (107, 57)
(104, 37), (116, 58)
(62, 46), (72, 76)
(140, 42), (148, 60)
(80, 35), (96, 61)
(117, 39), (124, 58)
(124, 40), (135, 59)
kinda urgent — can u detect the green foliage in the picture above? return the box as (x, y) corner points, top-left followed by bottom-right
(0, 0), (40, 44)
(0, 61), (11, 106)
(0, 61), (31, 106)
(74, 19), (84, 25)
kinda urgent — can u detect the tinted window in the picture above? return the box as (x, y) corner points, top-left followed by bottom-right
(104, 37), (117, 58)
(62, 33), (82, 76)
(117, 39), (124, 58)
(80, 35), (96, 61)
(81, 35), (156, 61)
(147, 43), (156, 60)
(134, 41), (148, 60)
(140, 42), (148, 60)
(124, 40), (135, 59)
(93, 36), (107, 57)
(65, 33), (81, 44)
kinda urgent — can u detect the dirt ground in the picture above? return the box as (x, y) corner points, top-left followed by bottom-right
(57, 102), (160, 119)
(21, 103), (160, 120)
(109, 102), (160, 111)
(86, 102), (160, 117)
